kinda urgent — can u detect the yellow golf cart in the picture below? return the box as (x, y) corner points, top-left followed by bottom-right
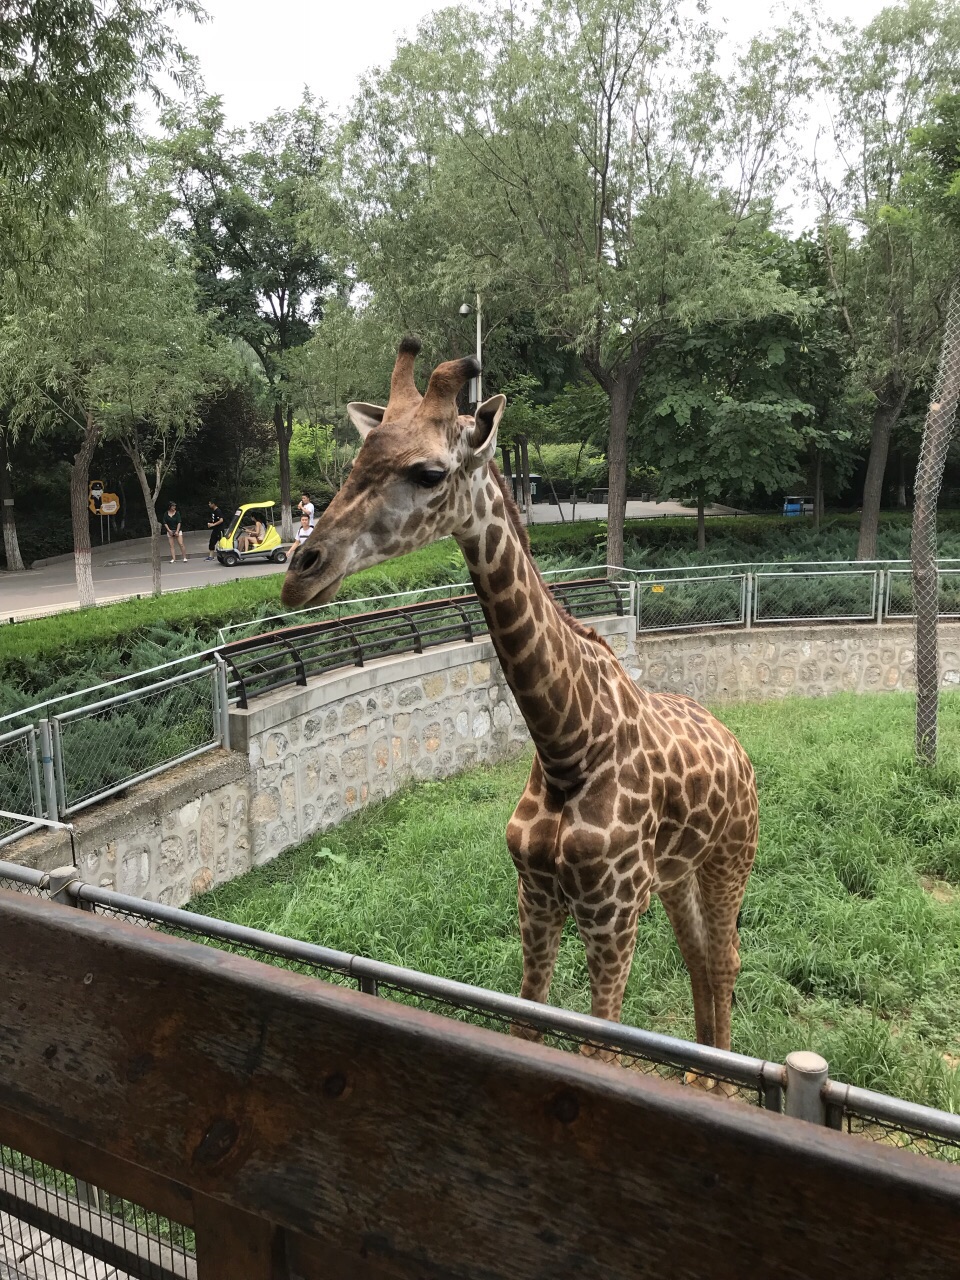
(216, 501), (287, 567)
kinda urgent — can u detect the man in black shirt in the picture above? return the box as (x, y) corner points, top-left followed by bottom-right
(205, 500), (225, 559)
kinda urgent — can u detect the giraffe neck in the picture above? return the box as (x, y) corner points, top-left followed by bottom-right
(455, 468), (609, 790)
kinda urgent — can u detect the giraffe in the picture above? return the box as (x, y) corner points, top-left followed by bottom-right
(281, 338), (759, 1053)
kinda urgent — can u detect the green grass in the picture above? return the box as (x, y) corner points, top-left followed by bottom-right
(192, 691), (960, 1112)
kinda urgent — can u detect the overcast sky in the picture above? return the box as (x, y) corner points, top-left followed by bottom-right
(166, 0), (892, 127)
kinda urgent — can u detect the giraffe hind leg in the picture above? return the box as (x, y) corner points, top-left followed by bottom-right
(697, 833), (757, 1054)
(658, 874), (716, 1049)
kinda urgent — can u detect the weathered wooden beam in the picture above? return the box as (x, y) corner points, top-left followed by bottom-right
(2, 892), (960, 1280)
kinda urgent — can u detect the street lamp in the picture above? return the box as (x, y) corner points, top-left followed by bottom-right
(459, 293), (482, 404)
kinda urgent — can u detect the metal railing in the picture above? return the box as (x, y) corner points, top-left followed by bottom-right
(0, 725), (43, 847)
(220, 578), (626, 708)
(49, 665), (223, 817)
(1, 858), (958, 1170)
(7, 558), (960, 841)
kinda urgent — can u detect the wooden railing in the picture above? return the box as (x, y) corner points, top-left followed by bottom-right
(2, 891), (960, 1279)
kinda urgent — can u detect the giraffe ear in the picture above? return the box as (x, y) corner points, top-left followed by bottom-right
(346, 402), (386, 439)
(466, 394), (506, 469)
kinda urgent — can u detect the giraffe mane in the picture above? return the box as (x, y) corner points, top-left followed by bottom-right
(489, 463), (611, 651)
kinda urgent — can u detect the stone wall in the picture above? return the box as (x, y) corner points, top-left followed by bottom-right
(9, 616), (950, 904)
(633, 622), (960, 702)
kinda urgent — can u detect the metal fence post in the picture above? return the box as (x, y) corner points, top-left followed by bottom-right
(744, 573), (753, 631)
(215, 656), (231, 752)
(40, 868), (103, 1210)
(784, 1050), (828, 1125)
(38, 719), (59, 822)
(876, 570), (884, 627)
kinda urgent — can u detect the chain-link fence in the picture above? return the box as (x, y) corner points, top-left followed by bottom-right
(913, 280), (960, 763)
(753, 569), (879, 625)
(0, 726), (43, 847)
(49, 667), (221, 817)
(885, 566), (960, 619)
(634, 573), (746, 632)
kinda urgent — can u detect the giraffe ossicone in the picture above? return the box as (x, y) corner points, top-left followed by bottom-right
(281, 338), (759, 1056)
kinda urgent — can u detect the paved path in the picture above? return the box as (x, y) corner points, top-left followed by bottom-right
(0, 500), (738, 623)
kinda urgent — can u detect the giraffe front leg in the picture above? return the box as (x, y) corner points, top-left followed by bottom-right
(571, 901), (641, 1063)
(511, 875), (567, 1042)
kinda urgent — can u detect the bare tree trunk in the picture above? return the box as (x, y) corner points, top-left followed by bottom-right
(896, 449), (908, 508)
(275, 400), (294, 540)
(519, 435), (533, 525)
(0, 430), (25, 571)
(913, 284), (960, 765)
(606, 380), (631, 571)
(813, 449), (823, 534)
(513, 445), (523, 513)
(857, 384), (907, 561)
(533, 443), (565, 521)
(70, 411), (99, 607)
(501, 444), (513, 500)
(696, 483), (706, 553)
(128, 450), (163, 597)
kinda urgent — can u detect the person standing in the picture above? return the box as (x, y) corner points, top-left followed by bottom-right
(205, 499), (225, 560)
(298, 491), (315, 526)
(293, 513), (313, 547)
(161, 502), (187, 562)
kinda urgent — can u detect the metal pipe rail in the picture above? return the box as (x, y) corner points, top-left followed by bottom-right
(3, 856), (960, 1161)
(218, 577), (627, 709)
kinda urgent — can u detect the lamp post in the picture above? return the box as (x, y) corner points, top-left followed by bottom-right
(459, 293), (482, 404)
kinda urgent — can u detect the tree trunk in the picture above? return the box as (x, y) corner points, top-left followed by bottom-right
(857, 385), (906, 561)
(606, 380), (632, 572)
(501, 444), (513, 499)
(696, 483), (706, 553)
(896, 450), (908, 508)
(0, 430), (25, 571)
(128, 450), (163, 597)
(913, 284), (960, 765)
(70, 411), (100, 607)
(514, 445), (523, 514)
(275, 401), (294, 540)
(519, 435), (533, 525)
(813, 449), (823, 535)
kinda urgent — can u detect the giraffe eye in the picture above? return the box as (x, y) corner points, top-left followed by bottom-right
(413, 468), (446, 489)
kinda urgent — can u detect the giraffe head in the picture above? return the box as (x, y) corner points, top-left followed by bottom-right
(281, 337), (506, 608)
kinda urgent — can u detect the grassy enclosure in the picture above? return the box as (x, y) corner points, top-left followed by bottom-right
(193, 691), (960, 1112)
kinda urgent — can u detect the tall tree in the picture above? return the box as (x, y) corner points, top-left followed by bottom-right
(814, 0), (960, 560)
(348, 0), (807, 567)
(0, 0), (199, 268)
(147, 93), (336, 537)
(0, 195), (216, 603)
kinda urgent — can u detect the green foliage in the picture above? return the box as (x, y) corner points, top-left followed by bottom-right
(0, 0), (199, 265)
(192, 692), (960, 1110)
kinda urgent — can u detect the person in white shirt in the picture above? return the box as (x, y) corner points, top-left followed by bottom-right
(294, 514), (313, 547)
(298, 492), (315, 525)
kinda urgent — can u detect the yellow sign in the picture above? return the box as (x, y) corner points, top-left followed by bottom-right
(651, 584), (665, 593)
(88, 480), (120, 516)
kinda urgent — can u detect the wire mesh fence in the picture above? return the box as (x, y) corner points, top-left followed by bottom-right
(49, 668), (220, 817)
(753, 570), (879, 625)
(634, 574), (745, 632)
(0, 1144), (195, 1279)
(885, 567), (960, 620)
(0, 727), (43, 848)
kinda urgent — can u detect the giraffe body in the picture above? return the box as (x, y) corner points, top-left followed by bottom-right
(281, 340), (758, 1051)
